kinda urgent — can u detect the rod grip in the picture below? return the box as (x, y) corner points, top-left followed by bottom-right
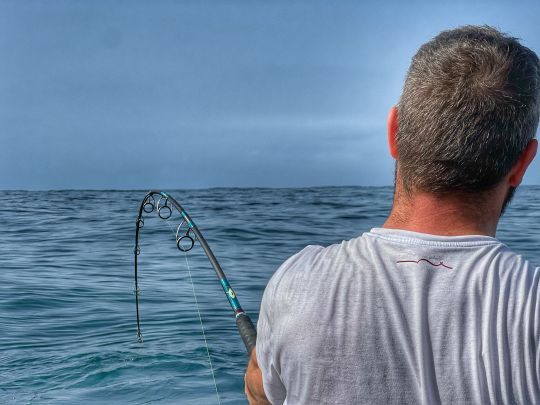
(236, 313), (257, 355)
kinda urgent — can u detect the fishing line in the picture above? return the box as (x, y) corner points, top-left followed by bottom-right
(163, 217), (221, 405)
(182, 249), (221, 405)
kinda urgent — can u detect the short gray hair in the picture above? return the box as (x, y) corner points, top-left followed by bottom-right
(397, 25), (540, 194)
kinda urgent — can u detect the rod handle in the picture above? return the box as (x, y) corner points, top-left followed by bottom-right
(236, 313), (257, 355)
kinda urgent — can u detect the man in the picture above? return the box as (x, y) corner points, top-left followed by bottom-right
(246, 25), (540, 404)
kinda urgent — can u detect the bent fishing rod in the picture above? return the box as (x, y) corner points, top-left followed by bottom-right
(133, 190), (257, 355)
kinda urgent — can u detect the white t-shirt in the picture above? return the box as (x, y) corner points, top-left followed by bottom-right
(256, 228), (540, 404)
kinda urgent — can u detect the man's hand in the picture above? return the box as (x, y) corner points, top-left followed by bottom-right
(244, 348), (271, 405)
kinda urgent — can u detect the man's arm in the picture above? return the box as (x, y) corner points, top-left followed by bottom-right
(245, 348), (271, 405)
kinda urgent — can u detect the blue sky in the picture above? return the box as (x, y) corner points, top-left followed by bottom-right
(1, 0), (539, 190)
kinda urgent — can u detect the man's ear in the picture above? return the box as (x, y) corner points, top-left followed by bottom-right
(387, 106), (398, 159)
(508, 139), (538, 187)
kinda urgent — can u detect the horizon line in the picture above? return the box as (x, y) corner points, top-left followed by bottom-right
(1, 184), (540, 192)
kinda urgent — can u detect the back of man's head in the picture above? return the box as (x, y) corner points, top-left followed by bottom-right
(397, 25), (540, 195)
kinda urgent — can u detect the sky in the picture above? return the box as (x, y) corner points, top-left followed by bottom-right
(1, 0), (539, 190)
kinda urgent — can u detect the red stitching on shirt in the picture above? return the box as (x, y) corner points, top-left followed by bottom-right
(397, 259), (453, 269)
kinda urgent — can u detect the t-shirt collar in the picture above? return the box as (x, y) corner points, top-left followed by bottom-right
(366, 227), (502, 247)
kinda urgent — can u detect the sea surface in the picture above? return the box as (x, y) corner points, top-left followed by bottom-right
(1, 187), (540, 404)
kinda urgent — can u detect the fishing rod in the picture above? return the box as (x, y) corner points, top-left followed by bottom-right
(133, 190), (257, 355)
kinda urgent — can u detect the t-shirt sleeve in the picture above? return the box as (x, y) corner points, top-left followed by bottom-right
(256, 245), (323, 404)
(256, 278), (286, 404)
(533, 267), (540, 386)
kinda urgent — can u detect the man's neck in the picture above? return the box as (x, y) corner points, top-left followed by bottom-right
(383, 187), (503, 237)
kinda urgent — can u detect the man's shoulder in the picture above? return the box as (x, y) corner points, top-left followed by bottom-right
(267, 236), (368, 291)
(268, 244), (326, 287)
(488, 247), (540, 287)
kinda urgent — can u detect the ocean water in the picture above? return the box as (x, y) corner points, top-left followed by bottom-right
(1, 186), (539, 404)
